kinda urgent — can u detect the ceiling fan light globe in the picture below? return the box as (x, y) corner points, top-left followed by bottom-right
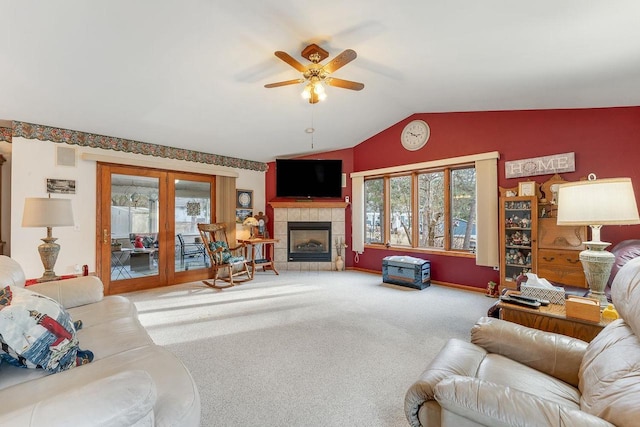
(318, 92), (327, 101)
(301, 84), (312, 100)
(314, 83), (325, 96)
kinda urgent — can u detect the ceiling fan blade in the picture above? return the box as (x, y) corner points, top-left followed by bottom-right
(325, 77), (364, 91)
(274, 51), (307, 72)
(323, 49), (357, 73)
(264, 78), (305, 88)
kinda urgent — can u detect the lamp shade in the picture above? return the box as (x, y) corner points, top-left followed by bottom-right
(243, 216), (259, 227)
(556, 178), (640, 226)
(22, 198), (75, 228)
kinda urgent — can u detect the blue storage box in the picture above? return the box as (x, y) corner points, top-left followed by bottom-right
(382, 255), (431, 290)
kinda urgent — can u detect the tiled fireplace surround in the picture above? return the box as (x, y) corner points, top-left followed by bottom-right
(271, 201), (347, 271)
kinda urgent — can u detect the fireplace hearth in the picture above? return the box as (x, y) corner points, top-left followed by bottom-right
(288, 222), (331, 262)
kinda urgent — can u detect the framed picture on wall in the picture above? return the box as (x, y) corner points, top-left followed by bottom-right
(236, 209), (253, 224)
(47, 178), (76, 194)
(236, 189), (253, 209)
(518, 181), (536, 197)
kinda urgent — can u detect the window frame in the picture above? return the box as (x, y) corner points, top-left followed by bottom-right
(363, 163), (476, 256)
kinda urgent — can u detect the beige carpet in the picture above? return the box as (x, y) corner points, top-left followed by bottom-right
(125, 270), (496, 427)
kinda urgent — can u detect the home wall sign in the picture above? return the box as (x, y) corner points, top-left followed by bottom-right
(505, 152), (575, 179)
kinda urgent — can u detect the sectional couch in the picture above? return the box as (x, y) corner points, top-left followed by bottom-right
(0, 256), (200, 426)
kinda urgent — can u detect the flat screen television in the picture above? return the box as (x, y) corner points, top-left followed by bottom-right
(276, 159), (342, 198)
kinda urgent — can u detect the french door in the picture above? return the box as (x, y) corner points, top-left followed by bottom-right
(97, 163), (215, 294)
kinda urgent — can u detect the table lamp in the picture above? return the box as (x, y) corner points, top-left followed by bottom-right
(242, 216), (259, 238)
(556, 175), (640, 307)
(22, 197), (75, 282)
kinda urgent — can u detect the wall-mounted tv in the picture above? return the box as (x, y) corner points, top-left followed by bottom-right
(276, 159), (342, 198)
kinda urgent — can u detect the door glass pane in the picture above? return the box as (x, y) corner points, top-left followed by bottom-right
(111, 174), (159, 281)
(175, 180), (211, 272)
(390, 175), (412, 246)
(417, 171), (444, 249)
(364, 178), (384, 244)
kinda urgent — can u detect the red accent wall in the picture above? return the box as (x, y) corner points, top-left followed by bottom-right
(267, 107), (640, 289)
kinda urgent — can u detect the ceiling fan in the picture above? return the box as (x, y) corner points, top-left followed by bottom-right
(264, 43), (365, 104)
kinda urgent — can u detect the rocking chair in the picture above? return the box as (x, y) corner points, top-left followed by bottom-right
(198, 223), (252, 288)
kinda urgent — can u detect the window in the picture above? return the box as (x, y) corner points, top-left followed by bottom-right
(364, 165), (476, 253)
(390, 175), (412, 246)
(417, 171), (444, 249)
(364, 178), (384, 244)
(450, 167), (476, 250)
(351, 152), (498, 265)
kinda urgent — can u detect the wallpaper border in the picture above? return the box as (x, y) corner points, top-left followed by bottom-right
(9, 121), (267, 172)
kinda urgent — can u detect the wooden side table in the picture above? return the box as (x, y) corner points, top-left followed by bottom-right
(498, 293), (614, 342)
(238, 238), (279, 278)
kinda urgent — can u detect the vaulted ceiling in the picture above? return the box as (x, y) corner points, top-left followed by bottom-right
(2, 1), (640, 163)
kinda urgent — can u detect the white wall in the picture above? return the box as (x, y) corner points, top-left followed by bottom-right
(0, 141), (12, 255)
(10, 137), (265, 279)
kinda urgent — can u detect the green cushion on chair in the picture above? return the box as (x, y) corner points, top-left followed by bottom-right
(209, 241), (245, 264)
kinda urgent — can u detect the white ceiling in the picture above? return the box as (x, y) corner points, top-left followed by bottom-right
(2, 1), (640, 164)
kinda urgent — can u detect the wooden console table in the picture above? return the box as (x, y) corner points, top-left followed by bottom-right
(498, 295), (613, 342)
(238, 238), (279, 278)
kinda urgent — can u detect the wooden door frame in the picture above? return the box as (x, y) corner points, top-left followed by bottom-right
(96, 163), (216, 295)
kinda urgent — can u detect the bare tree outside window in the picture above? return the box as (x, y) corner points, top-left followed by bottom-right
(418, 171), (444, 249)
(364, 178), (384, 244)
(363, 165), (476, 254)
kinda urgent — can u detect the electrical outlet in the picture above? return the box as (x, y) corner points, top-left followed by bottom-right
(493, 266), (500, 271)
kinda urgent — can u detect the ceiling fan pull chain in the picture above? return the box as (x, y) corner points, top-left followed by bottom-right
(311, 104), (315, 149)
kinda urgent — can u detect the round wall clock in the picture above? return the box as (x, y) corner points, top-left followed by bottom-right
(401, 120), (430, 151)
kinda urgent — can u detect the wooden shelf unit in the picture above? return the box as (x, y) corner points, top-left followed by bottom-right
(499, 174), (587, 290)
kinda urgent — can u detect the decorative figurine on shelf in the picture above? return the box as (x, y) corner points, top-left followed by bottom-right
(134, 236), (145, 249)
(550, 183), (560, 205)
(512, 231), (522, 245)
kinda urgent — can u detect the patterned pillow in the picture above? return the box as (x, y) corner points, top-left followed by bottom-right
(209, 241), (245, 264)
(210, 241), (231, 263)
(0, 285), (93, 373)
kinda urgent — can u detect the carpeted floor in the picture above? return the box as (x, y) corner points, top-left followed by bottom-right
(124, 270), (496, 427)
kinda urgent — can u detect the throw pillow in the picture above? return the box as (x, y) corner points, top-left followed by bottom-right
(0, 285), (93, 373)
(210, 241), (231, 263)
(209, 241), (245, 264)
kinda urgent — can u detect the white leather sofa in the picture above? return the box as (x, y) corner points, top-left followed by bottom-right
(0, 256), (200, 426)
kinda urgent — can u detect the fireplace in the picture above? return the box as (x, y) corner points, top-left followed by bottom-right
(270, 201), (347, 271)
(288, 222), (331, 262)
